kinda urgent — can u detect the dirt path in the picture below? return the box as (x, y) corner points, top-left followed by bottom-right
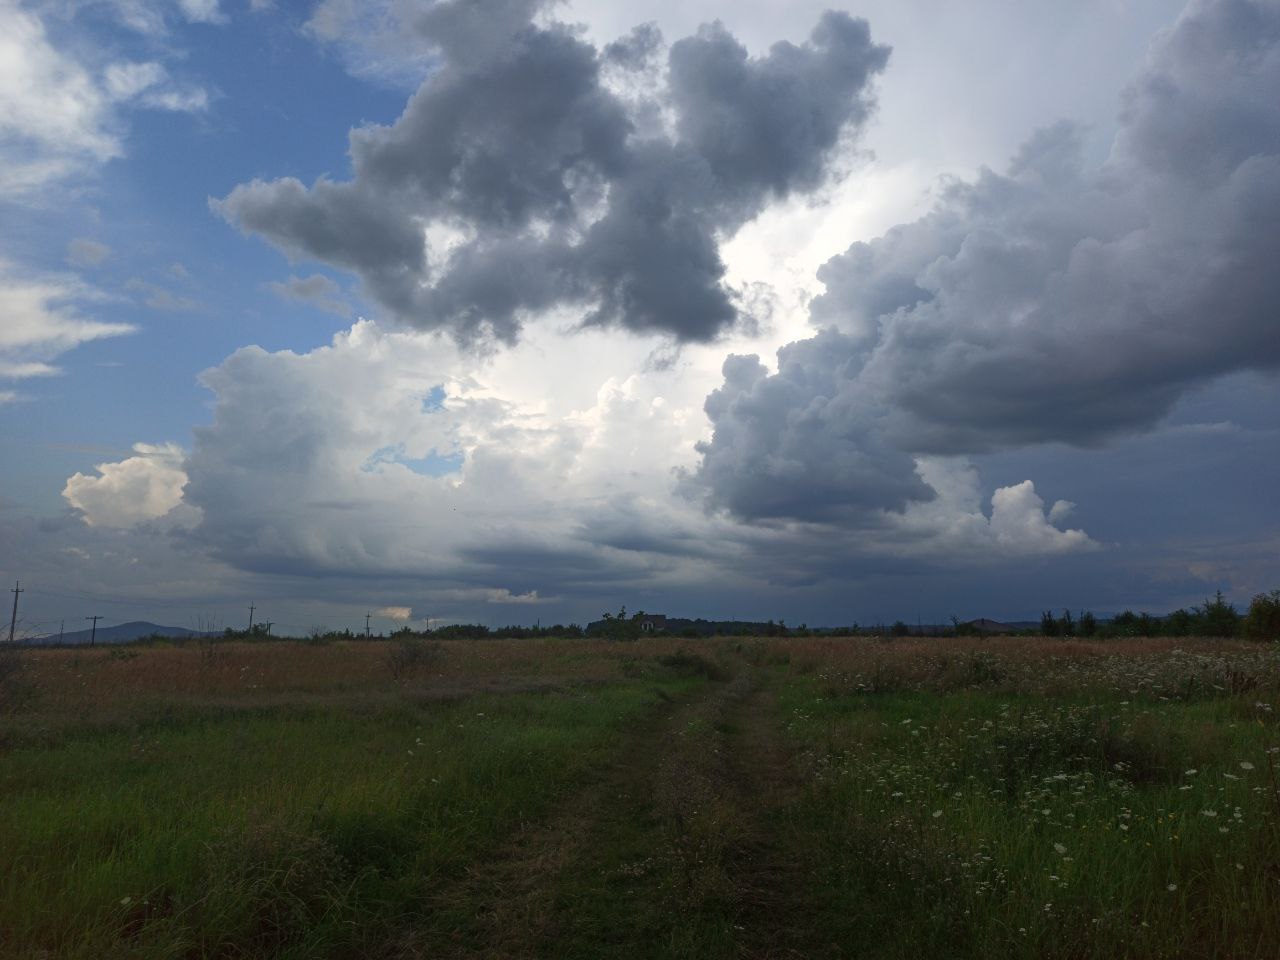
(400, 661), (821, 960)
(401, 677), (728, 958)
(721, 681), (822, 959)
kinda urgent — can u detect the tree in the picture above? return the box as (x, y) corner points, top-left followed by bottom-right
(1193, 591), (1239, 637)
(597, 607), (644, 640)
(1078, 610), (1097, 637)
(1244, 590), (1280, 640)
(1112, 610), (1138, 636)
(1165, 608), (1194, 636)
(1040, 610), (1058, 637)
(1059, 609), (1075, 636)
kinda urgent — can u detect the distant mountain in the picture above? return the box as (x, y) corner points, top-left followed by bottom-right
(966, 618), (1019, 634)
(23, 621), (213, 646)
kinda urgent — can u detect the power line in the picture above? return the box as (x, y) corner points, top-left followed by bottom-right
(21, 586), (212, 610)
(8, 581), (22, 644)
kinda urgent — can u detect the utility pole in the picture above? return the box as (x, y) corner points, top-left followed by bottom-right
(264, 621), (273, 636)
(86, 615), (103, 648)
(7, 581), (22, 644)
(365, 611), (372, 638)
(247, 603), (256, 632)
(59, 620), (64, 644)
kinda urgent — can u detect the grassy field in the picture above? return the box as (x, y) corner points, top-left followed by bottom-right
(1, 635), (1277, 958)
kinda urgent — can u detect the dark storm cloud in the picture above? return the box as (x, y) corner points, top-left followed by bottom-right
(690, 0), (1280, 520)
(215, 0), (889, 344)
(668, 12), (888, 204)
(682, 330), (933, 521)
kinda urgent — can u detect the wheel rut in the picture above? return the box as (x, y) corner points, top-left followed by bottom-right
(401, 661), (819, 959)
(401, 679), (723, 958)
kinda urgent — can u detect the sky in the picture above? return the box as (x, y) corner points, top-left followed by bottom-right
(1, 0), (1278, 637)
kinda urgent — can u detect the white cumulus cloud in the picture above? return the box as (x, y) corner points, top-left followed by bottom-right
(62, 442), (190, 528)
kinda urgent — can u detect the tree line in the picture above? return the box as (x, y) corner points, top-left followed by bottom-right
(1039, 590), (1280, 639)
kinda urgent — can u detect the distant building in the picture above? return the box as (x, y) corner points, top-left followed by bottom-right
(637, 614), (667, 633)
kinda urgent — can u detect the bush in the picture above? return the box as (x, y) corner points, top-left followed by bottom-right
(1244, 590), (1280, 640)
(386, 638), (440, 682)
(657, 651), (727, 681)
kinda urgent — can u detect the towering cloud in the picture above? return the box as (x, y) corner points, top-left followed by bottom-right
(216, 0), (889, 344)
(690, 0), (1280, 520)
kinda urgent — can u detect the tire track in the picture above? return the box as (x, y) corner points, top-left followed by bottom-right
(398, 659), (822, 959)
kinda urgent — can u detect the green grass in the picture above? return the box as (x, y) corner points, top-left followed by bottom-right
(776, 677), (1280, 959)
(5, 637), (1278, 958)
(0, 679), (701, 959)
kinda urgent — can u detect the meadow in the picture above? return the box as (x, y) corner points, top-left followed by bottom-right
(0, 634), (1276, 958)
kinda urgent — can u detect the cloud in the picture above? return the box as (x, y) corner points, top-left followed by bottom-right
(67, 238), (111, 267)
(683, 331), (933, 521)
(64, 316), (1090, 619)
(877, 457), (1096, 558)
(107, 0), (227, 35)
(0, 4), (211, 199)
(374, 605), (412, 620)
(175, 0), (224, 25)
(105, 60), (210, 111)
(125, 277), (198, 311)
(267, 273), (350, 316)
(63, 442), (190, 528)
(216, 1), (889, 344)
(0, 1), (119, 196)
(690, 0), (1280, 519)
(0, 263), (134, 390)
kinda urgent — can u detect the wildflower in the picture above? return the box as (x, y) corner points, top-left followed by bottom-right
(1185, 769), (1198, 776)
(1167, 883), (1177, 892)
(1054, 843), (1067, 854)
(1201, 810), (1218, 817)
(1239, 761), (1254, 771)
(120, 897), (131, 906)
(932, 809), (943, 818)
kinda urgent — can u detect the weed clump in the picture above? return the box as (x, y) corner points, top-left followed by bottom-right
(201, 821), (350, 952)
(657, 650), (728, 681)
(386, 638), (441, 683)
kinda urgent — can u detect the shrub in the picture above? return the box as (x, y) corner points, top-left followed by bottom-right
(386, 638), (440, 682)
(656, 650), (727, 681)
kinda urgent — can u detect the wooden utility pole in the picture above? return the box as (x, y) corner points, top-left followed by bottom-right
(7, 581), (21, 644)
(365, 612), (372, 638)
(247, 603), (256, 632)
(86, 615), (103, 648)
